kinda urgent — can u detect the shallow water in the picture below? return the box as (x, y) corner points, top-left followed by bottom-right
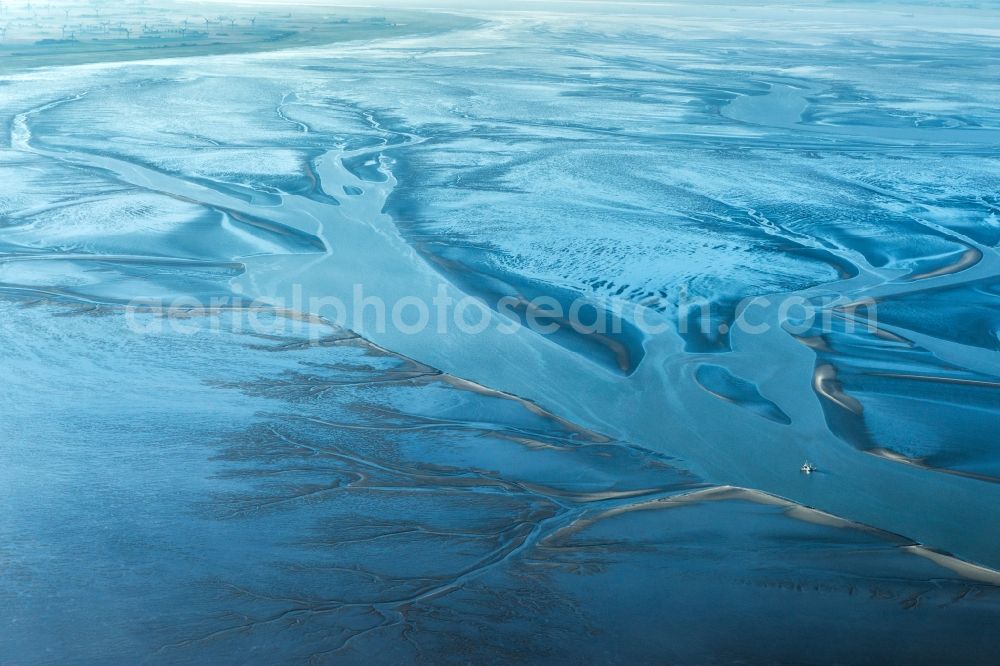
(2, 0), (1000, 662)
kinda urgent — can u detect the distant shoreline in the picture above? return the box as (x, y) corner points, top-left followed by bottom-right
(0, 6), (480, 73)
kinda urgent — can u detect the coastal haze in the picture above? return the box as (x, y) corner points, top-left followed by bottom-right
(2, 0), (999, 662)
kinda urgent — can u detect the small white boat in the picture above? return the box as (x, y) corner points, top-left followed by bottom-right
(801, 461), (816, 474)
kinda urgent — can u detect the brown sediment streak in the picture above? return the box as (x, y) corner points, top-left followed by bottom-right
(419, 248), (635, 374)
(827, 308), (914, 345)
(906, 246), (983, 281)
(512, 293), (633, 373)
(227, 209), (327, 251)
(678, 487), (908, 538)
(866, 372), (1000, 389)
(731, 490), (1000, 582)
(519, 483), (681, 504)
(542, 486), (723, 542)
(869, 325), (913, 345)
(866, 448), (1000, 485)
(813, 363), (864, 414)
(303, 158), (319, 193)
(490, 434), (578, 452)
(868, 447), (927, 467)
(690, 369), (737, 405)
(903, 546), (1000, 585)
(547, 484), (1000, 585)
(166, 191), (328, 251)
(436, 374), (613, 443)
(303, 315), (616, 443)
(695, 385), (738, 405)
(793, 334), (832, 352)
(279, 312), (616, 445)
(342, 333), (614, 444)
(3, 285), (614, 446)
(544, 486), (877, 545)
(833, 299), (877, 314)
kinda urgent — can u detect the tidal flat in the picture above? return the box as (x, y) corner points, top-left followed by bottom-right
(2, 0), (1000, 662)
